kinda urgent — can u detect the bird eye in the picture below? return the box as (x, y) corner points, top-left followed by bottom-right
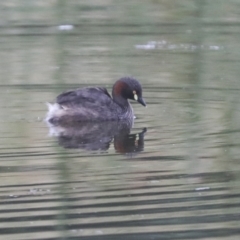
(133, 90), (138, 100)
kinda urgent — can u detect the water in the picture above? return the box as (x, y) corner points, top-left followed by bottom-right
(1, 1), (240, 239)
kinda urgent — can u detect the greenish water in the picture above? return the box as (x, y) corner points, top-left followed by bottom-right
(0, 1), (240, 240)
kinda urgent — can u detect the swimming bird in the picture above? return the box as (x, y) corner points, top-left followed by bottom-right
(46, 77), (146, 124)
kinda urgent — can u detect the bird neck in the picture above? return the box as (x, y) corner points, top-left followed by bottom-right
(112, 95), (133, 119)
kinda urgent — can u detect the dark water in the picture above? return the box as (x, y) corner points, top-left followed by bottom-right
(1, 1), (240, 240)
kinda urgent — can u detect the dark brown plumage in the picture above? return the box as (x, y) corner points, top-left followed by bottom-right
(46, 77), (146, 124)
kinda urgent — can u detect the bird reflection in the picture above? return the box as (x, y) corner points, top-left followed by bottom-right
(47, 120), (147, 154)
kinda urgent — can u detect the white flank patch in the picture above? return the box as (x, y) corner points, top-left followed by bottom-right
(45, 102), (61, 122)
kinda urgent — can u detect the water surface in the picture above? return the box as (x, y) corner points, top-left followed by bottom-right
(1, 1), (240, 240)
